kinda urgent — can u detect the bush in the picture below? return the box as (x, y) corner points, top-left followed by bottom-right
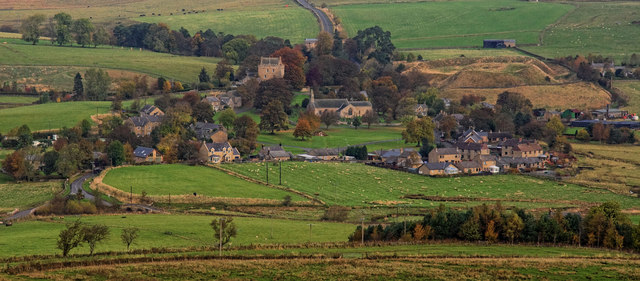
(81, 201), (98, 214)
(65, 200), (84, 214)
(321, 206), (350, 222)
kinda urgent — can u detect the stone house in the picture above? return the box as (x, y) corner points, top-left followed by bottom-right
(418, 162), (460, 176)
(308, 148), (340, 161)
(415, 104), (429, 117)
(474, 154), (498, 172)
(133, 146), (163, 163)
(140, 105), (164, 116)
(500, 139), (544, 158)
(455, 142), (489, 161)
(307, 90), (373, 119)
(126, 115), (162, 136)
(258, 57), (285, 80)
(454, 161), (482, 174)
(428, 147), (461, 163)
(191, 122), (228, 143)
(258, 145), (292, 161)
(199, 141), (240, 163)
(205, 96), (222, 111)
(305, 38), (318, 49)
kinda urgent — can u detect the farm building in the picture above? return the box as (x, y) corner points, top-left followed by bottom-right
(307, 90), (373, 118)
(591, 108), (628, 119)
(258, 145), (293, 161)
(418, 162), (459, 176)
(258, 57), (285, 80)
(483, 39), (516, 48)
(133, 146), (163, 164)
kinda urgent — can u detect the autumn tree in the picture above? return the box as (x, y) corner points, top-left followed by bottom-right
(299, 110), (321, 132)
(211, 217), (237, 247)
(231, 115), (259, 155)
(413, 224), (427, 241)
(192, 101), (215, 122)
(545, 116), (565, 137)
(315, 31), (333, 56)
(362, 110), (378, 129)
(320, 110), (340, 129)
(439, 115), (458, 139)
(504, 213), (524, 244)
(271, 47), (306, 90)
(293, 117), (313, 140)
(485, 220), (498, 243)
(259, 100), (288, 134)
(591, 122), (610, 143)
(217, 108), (237, 130)
(71, 18), (94, 47)
(401, 117), (435, 146)
(21, 14), (46, 45)
(2, 150), (26, 180)
(254, 78), (293, 110)
(370, 76), (400, 119)
(576, 129), (590, 142)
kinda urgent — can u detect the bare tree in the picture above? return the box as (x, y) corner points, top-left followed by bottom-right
(320, 110), (340, 129)
(121, 227), (139, 252)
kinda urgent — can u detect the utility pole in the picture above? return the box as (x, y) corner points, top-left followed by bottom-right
(361, 217), (365, 245)
(266, 162), (269, 185)
(130, 186), (133, 204)
(308, 223), (313, 241)
(279, 160), (282, 185)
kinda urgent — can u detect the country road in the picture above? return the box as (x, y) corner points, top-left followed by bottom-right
(295, 0), (334, 33)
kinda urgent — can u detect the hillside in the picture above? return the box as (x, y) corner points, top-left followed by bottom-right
(404, 56), (611, 109)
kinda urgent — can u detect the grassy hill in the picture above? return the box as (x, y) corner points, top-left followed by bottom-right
(0, 40), (220, 84)
(332, 0), (572, 49)
(223, 162), (639, 209)
(0, 180), (62, 214)
(0, 101), (112, 133)
(617, 80), (640, 116)
(101, 164), (307, 203)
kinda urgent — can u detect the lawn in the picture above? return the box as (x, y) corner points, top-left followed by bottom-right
(0, 101), (112, 133)
(0, 214), (354, 257)
(0, 149), (13, 161)
(617, 80), (640, 116)
(0, 181), (62, 214)
(136, 0), (318, 44)
(522, 1), (640, 61)
(101, 164), (306, 202)
(0, 42), (220, 83)
(223, 162), (639, 209)
(258, 125), (403, 149)
(332, 0), (572, 49)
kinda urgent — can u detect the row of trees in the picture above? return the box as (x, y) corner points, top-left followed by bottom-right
(21, 13), (110, 47)
(349, 202), (640, 252)
(57, 217), (236, 257)
(575, 123), (637, 144)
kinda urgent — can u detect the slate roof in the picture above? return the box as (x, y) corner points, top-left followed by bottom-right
(205, 142), (232, 151)
(311, 99), (349, 109)
(380, 148), (415, 159)
(455, 142), (487, 151)
(133, 146), (155, 158)
(431, 148), (460, 155)
(349, 101), (373, 107)
(455, 161), (481, 169)
(424, 162), (458, 171)
(308, 148), (340, 157)
(140, 105), (161, 115)
(205, 96), (220, 103)
(488, 132), (512, 139)
(129, 115), (162, 127)
(260, 57), (281, 66)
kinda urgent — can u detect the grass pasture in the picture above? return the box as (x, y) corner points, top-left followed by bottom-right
(258, 125), (403, 150)
(0, 42), (220, 83)
(523, 1), (640, 62)
(0, 101), (111, 133)
(332, 0), (572, 49)
(0, 214), (354, 257)
(617, 80), (640, 116)
(0, 181), (62, 214)
(101, 164), (307, 202)
(223, 162), (639, 209)
(568, 143), (640, 194)
(0, 95), (38, 104)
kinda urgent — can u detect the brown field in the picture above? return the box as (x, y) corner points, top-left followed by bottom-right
(442, 82), (610, 110)
(17, 256), (640, 280)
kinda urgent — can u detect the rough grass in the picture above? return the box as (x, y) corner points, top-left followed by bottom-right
(101, 164), (306, 202)
(617, 80), (640, 116)
(568, 143), (640, 195)
(223, 162), (639, 209)
(258, 125), (403, 149)
(0, 214), (354, 257)
(523, 1), (640, 62)
(136, 0), (318, 44)
(402, 48), (523, 60)
(0, 181), (61, 214)
(0, 42), (220, 83)
(0, 95), (38, 104)
(441, 82), (611, 110)
(332, 0), (571, 49)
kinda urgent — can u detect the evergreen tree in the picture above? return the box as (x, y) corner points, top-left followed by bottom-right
(73, 72), (84, 97)
(199, 67), (210, 83)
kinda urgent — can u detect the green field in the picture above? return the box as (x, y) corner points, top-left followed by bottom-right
(223, 162), (639, 209)
(523, 1), (640, 61)
(0, 214), (354, 257)
(402, 48), (524, 60)
(617, 80), (640, 116)
(333, 0), (572, 49)
(102, 164), (306, 201)
(0, 181), (61, 214)
(0, 101), (111, 133)
(0, 41), (220, 83)
(0, 95), (38, 104)
(136, 0), (317, 44)
(258, 125), (403, 149)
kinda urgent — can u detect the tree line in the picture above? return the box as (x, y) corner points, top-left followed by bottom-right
(349, 202), (640, 252)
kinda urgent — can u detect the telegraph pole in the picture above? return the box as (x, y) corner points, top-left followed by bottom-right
(361, 217), (365, 245)
(266, 162), (269, 184)
(130, 186), (133, 204)
(309, 223), (313, 241)
(279, 160), (282, 185)
(219, 218), (223, 257)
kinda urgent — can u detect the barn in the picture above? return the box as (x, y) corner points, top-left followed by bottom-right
(483, 39), (516, 48)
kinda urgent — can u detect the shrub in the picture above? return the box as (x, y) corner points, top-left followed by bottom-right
(321, 206), (350, 222)
(65, 200), (83, 214)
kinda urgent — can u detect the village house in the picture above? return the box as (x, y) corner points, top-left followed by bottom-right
(499, 139), (544, 158)
(140, 104), (164, 116)
(497, 157), (544, 172)
(308, 148), (340, 161)
(488, 132), (513, 143)
(258, 57), (285, 80)
(591, 107), (628, 119)
(258, 145), (293, 161)
(455, 142), (489, 161)
(199, 141), (240, 163)
(428, 148), (462, 163)
(414, 104), (429, 117)
(307, 90), (373, 119)
(191, 122), (228, 142)
(133, 146), (163, 164)
(458, 129), (488, 143)
(384, 149), (422, 169)
(474, 154), (499, 173)
(418, 162), (460, 176)
(204, 96), (222, 111)
(454, 161), (482, 174)
(126, 115), (162, 136)
(218, 91), (243, 108)
(305, 38), (318, 49)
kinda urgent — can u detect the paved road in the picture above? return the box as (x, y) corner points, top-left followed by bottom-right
(295, 0), (334, 33)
